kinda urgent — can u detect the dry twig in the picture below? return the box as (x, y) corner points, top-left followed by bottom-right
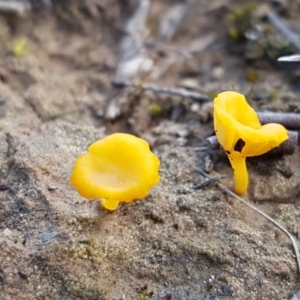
(113, 0), (150, 84)
(112, 81), (211, 102)
(193, 174), (226, 190)
(278, 54), (300, 62)
(195, 168), (300, 276)
(258, 112), (300, 129)
(0, 0), (30, 15)
(268, 11), (300, 51)
(159, 3), (187, 41)
(106, 0), (151, 120)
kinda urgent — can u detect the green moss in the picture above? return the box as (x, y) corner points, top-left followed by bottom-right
(11, 38), (28, 57)
(227, 3), (257, 41)
(270, 88), (281, 100)
(139, 294), (146, 300)
(73, 287), (103, 300)
(246, 32), (296, 61)
(209, 92), (218, 100)
(245, 69), (260, 83)
(149, 103), (163, 117)
(228, 28), (241, 40)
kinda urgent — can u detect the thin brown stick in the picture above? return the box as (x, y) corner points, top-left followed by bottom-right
(206, 131), (298, 155)
(195, 168), (300, 276)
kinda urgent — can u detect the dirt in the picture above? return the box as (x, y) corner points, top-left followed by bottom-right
(0, 0), (300, 299)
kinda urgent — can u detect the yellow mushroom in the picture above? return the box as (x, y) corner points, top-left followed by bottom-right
(70, 133), (160, 210)
(213, 91), (288, 195)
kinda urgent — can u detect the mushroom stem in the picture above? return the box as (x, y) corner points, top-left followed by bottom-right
(229, 156), (248, 195)
(101, 198), (120, 211)
(206, 130), (298, 155)
(258, 112), (300, 130)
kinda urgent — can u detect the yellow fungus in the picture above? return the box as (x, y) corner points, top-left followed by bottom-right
(213, 91), (288, 195)
(70, 133), (160, 210)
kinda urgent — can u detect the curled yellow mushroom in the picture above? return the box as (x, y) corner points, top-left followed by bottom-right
(70, 133), (160, 210)
(213, 91), (288, 195)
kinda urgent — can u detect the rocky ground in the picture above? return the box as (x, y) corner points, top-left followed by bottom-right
(0, 0), (300, 299)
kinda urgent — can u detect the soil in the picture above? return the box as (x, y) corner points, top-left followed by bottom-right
(0, 0), (300, 299)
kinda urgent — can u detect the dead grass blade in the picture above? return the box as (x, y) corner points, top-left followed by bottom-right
(196, 168), (300, 276)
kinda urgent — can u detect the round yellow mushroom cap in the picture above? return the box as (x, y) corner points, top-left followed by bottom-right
(214, 91), (288, 195)
(70, 133), (160, 210)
